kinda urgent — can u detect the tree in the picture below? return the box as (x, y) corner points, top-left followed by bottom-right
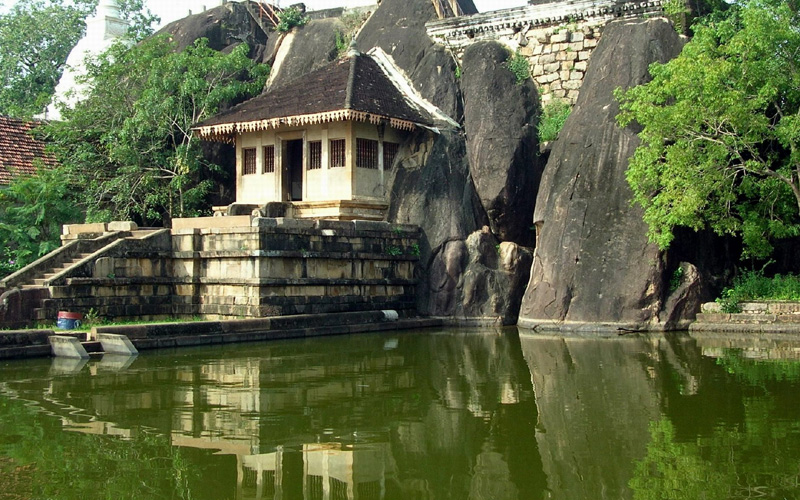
(616, 1), (800, 258)
(0, 0), (159, 120)
(0, 0), (95, 118)
(0, 166), (83, 277)
(44, 36), (269, 225)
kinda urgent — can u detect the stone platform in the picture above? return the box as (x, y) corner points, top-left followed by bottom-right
(1, 217), (422, 327)
(0, 311), (443, 360)
(691, 301), (800, 334)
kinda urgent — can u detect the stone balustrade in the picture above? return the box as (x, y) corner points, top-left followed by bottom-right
(426, 0), (666, 104)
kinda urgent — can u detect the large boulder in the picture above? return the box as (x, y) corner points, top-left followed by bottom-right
(356, 0), (476, 118)
(156, 3), (268, 55)
(364, 0), (536, 321)
(388, 130), (488, 315)
(518, 18), (686, 331)
(461, 42), (541, 246)
(266, 18), (345, 90)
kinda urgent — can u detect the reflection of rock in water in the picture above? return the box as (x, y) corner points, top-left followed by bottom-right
(519, 335), (662, 500)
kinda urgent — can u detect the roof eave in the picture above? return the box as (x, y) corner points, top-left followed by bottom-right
(193, 109), (433, 143)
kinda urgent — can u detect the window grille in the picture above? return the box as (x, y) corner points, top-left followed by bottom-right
(308, 141), (322, 170)
(383, 142), (400, 170)
(356, 138), (378, 169)
(243, 148), (257, 175)
(263, 145), (275, 173)
(329, 139), (346, 168)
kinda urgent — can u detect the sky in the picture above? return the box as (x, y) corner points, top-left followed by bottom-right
(146, 0), (526, 28)
(1, 0), (529, 27)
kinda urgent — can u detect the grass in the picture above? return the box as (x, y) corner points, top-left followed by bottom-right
(2, 316), (206, 333)
(539, 100), (572, 143)
(716, 269), (800, 313)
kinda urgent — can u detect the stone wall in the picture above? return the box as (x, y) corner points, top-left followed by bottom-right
(426, 0), (666, 105)
(34, 218), (421, 323)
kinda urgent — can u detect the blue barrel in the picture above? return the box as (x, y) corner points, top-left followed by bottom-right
(57, 311), (83, 330)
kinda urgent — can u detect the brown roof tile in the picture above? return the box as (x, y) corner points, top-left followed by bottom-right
(0, 116), (57, 186)
(197, 53), (434, 130)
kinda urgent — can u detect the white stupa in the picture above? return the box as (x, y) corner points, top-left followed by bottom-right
(43, 0), (129, 120)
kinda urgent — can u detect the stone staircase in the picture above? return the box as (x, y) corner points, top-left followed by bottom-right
(21, 253), (95, 289)
(690, 301), (800, 333)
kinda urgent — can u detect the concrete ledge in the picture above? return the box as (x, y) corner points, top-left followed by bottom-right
(690, 322), (800, 334)
(0, 315), (444, 359)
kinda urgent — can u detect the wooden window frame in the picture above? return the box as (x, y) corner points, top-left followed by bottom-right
(263, 145), (275, 173)
(356, 138), (378, 169)
(329, 138), (346, 168)
(383, 142), (400, 170)
(308, 140), (322, 170)
(242, 147), (257, 175)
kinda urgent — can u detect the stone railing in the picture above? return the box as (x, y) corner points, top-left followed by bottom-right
(427, 0), (666, 104)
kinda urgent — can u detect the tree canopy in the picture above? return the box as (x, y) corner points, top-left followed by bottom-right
(42, 35), (269, 226)
(0, 0), (95, 118)
(0, 0), (159, 119)
(616, 0), (800, 258)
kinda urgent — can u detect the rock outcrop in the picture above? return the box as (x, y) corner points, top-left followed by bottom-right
(265, 18), (345, 89)
(357, 0), (538, 320)
(518, 18), (686, 330)
(461, 41), (541, 246)
(157, 3), (268, 57)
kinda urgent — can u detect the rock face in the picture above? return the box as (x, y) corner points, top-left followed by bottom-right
(157, 3), (268, 57)
(358, 0), (538, 320)
(266, 18), (345, 89)
(518, 18), (686, 330)
(461, 42), (541, 246)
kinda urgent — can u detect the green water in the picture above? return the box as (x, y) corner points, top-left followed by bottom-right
(1, 329), (800, 500)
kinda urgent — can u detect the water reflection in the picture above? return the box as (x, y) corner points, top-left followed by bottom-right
(1, 331), (800, 499)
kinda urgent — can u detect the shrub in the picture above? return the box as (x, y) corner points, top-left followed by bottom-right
(538, 100), (572, 143)
(276, 6), (308, 33)
(715, 268), (800, 313)
(505, 50), (530, 85)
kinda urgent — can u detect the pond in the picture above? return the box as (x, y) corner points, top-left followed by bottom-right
(1, 328), (800, 500)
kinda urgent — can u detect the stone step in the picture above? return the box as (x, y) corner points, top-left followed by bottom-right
(696, 312), (800, 324)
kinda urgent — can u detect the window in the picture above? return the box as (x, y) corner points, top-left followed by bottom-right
(383, 142), (400, 170)
(242, 148), (257, 175)
(263, 145), (275, 173)
(329, 138), (346, 168)
(308, 141), (322, 170)
(356, 138), (378, 169)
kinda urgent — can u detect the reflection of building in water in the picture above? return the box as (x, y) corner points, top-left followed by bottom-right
(19, 332), (540, 500)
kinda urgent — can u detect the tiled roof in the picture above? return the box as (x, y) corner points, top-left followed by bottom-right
(195, 52), (435, 138)
(0, 116), (57, 186)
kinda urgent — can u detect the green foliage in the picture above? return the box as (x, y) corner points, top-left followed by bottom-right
(715, 268), (800, 312)
(386, 245), (402, 256)
(0, 0), (159, 119)
(716, 348), (800, 385)
(276, 6), (308, 33)
(538, 100), (572, 143)
(616, 1), (800, 259)
(0, 396), (201, 499)
(505, 50), (530, 85)
(334, 11), (367, 57)
(410, 243), (421, 257)
(115, 0), (160, 42)
(668, 266), (684, 293)
(0, 167), (82, 278)
(663, 0), (690, 33)
(44, 36), (269, 226)
(0, 0), (94, 118)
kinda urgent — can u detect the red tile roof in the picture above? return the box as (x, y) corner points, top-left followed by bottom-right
(0, 116), (58, 186)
